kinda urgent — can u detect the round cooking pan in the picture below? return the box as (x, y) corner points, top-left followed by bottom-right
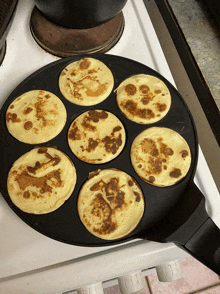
(0, 54), (220, 275)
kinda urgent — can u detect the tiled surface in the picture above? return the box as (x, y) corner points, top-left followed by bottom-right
(104, 284), (151, 294)
(104, 256), (220, 294)
(167, 0), (220, 110)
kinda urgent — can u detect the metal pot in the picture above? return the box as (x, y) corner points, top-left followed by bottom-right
(0, 0), (18, 63)
(33, 0), (128, 29)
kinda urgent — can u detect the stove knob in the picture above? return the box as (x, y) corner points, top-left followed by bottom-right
(118, 271), (146, 293)
(156, 260), (182, 282)
(77, 283), (104, 294)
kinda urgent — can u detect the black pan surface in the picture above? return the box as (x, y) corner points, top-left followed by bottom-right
(0, 54), (198, 246)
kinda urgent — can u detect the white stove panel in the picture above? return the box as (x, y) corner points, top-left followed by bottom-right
(0, 0), (219, 292)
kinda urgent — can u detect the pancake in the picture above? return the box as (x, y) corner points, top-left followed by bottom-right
(68, 109), (126, 164)
(6, 90), (67, 144)
(77, 168), (145, 240)
(7, 147), (77, 214)
(59, 57), (114, 106)
(116, 74), (171, 124)
(130, 127), (191, 187)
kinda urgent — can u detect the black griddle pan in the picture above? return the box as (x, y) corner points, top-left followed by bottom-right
(1, 54), (220, 275)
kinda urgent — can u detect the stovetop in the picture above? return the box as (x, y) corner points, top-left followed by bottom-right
(0, 0), (219, 293)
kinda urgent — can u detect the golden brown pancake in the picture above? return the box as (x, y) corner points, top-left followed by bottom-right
(68, 109), (126, 164)
(6, 90), (67, 144)
(130, 127), (191, 186)
(77, 168), (145, 240)
(7, 147), (77, 214)
(116, 74), (171, 124)
(59, 58), (114, 106)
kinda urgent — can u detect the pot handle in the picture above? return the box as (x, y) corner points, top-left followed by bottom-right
(179, 217), (220, 275)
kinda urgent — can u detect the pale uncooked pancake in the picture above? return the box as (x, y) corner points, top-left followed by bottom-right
(59, 58), (114, 106)
(6, 90), (67, 144)
(7, 147), (77, 214)
(68, 109), (126, 164)
(77, 168), (145, 240)
(116, 74), (171, 124)
(130, 127), (191, 187)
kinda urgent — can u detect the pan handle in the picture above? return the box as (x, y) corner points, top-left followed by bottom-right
(172, 182), (220, 275)
(179, 216), (220, 275)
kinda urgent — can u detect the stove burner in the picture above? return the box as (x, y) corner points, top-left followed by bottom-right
(30, 7), (124, 57)
(0, 42), (6, 66)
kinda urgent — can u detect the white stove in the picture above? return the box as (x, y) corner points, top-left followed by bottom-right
(0, 0), (219, 293)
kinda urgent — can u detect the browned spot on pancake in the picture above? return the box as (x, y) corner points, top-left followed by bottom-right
(86, 83), (108, 98)
(155, 103), (167, 112)
(106, 178), (125, 209)
(68, 122), (81, 140)
(180, 150), (189, 158)
(136, 137), (177, 179)
(92, 202), (117, 235)
(90, 179), (106, 191)
(90, 177), (126, 210)
(15, 168), (63, 199)
(24, 121), (33, 130)
(85, 138), (99, 152)
(141, 96), (152, 105)
(45, 94), (51, 99)
(27, 150), (61, 174)
(125, 84), (137, 96)
(102, 133), (122, 155)
(147, 157), (163, 174)
(80, 111), (108, 132)
(113, 126), (122, 133)
(139, 86), (156, 106)
(79, 58), (91, 70)
(87, 110), (108, 122)
(170, 168), (182, 178)
(139, 85), (150, 94)
(6, 113), (21, 123)
(23, 107), (33, 115)
(38, 147), (48, 154)
(128, 180), (134, 186)
(61, 72), (66, 76)
(148, 176), (155, 183)
(88, 69), (98, 75)
(120, 99), (155, 120)
(10, 105), (14, 109)
(34, 94), (58, 128)
(81, 117), (96, 132)
(158, 138), (174, 157)
(141, 138), (159, 157)
(154, 90), (162, 94)
(23, 191), (30, 199)
(107, 196), (114, 201)
(133, 191), (141, 202)
(88, 170), (100, 179)
(166, 148), (174, 156)
(96, 124), (123, 155)
(33, 127), (39, 134)
(67, 72), (108, 100)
